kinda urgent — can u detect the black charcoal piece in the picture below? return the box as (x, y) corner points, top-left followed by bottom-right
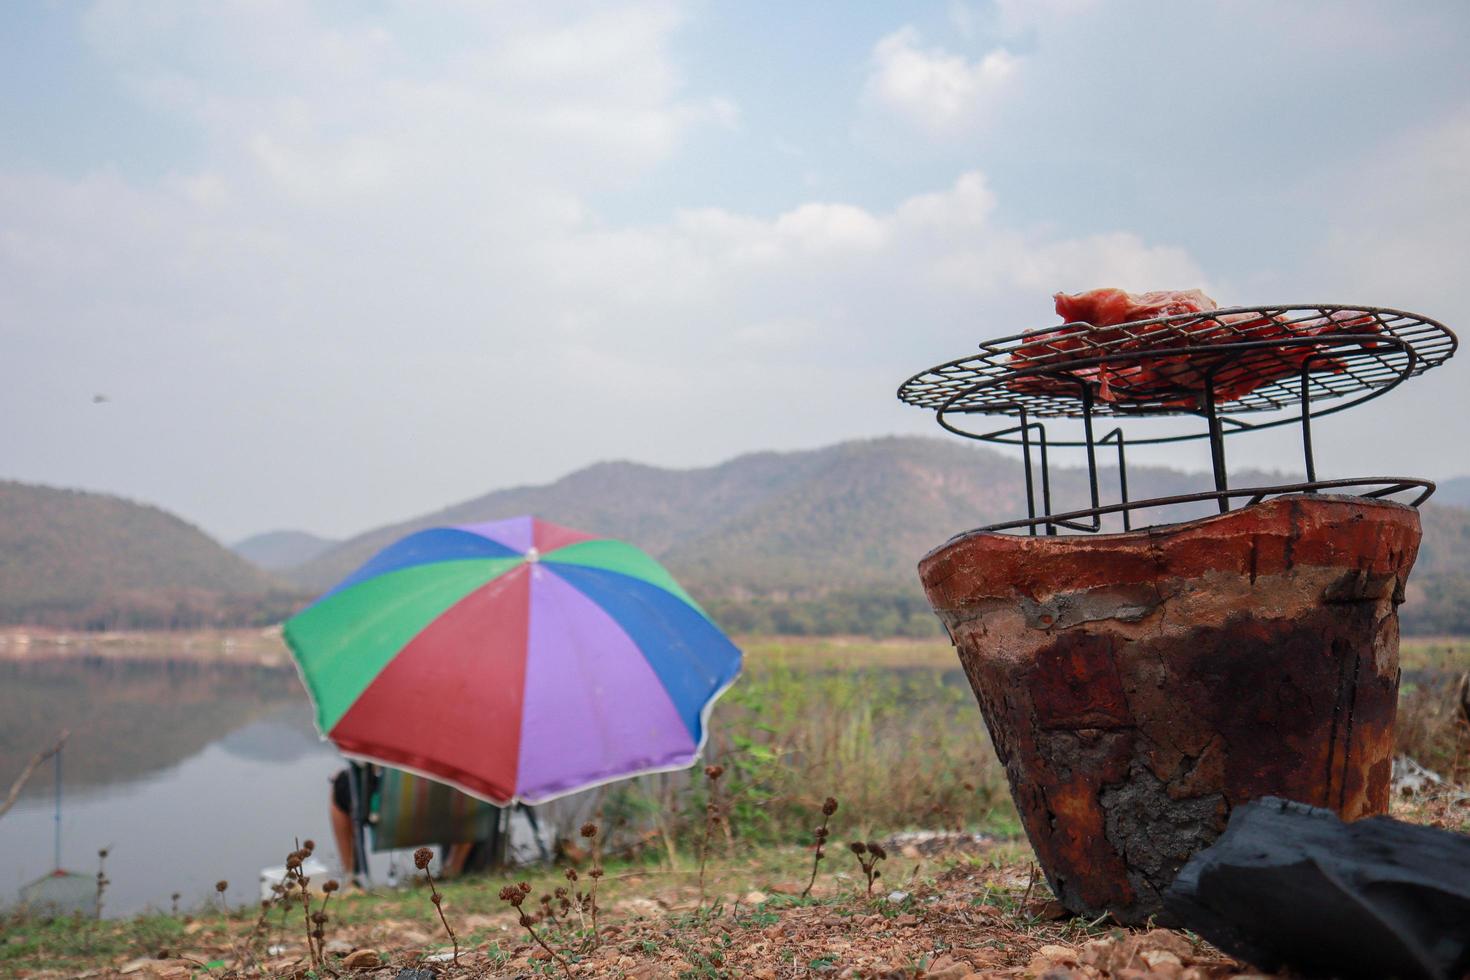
(1165, 796), (1470, 980)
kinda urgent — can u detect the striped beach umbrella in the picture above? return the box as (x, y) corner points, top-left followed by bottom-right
(284, 516), (742, 804)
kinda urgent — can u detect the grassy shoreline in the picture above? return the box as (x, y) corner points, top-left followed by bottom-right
(2, 631), (1466, 976)
(2, 627), (1466, 671)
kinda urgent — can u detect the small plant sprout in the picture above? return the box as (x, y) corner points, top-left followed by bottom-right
(802, 796), (839, 899)
(247, 896), (274, 963)
(213, 879), (248, 967)
(698, 765), (724, 906)
(94, 848), (110, 919)
(414, 847), (459, 966)
(500, 882), (571, 977)
(849, 840), (887, 896)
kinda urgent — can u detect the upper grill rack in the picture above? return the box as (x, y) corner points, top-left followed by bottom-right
(897, 303), (1457, 535)
(898, 305), (1455, 421)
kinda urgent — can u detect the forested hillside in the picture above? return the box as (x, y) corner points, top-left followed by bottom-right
(1435, 475), (1470, 508)
(287, 436), (1470, 636)
(290, 437), (1290, 590)
(0, 481), (297, 629)
(5, 441), (1468, 636)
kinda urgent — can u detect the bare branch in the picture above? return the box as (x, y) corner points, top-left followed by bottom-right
(0, 730), (70, 821)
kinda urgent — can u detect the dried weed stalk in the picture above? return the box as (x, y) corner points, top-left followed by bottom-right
(500, 882), (572, 977)
(849, 840), (887, 896)
(413, 846), (459, 966)
(565, 868), (587, 933)
(213, 879), (229, 921)
(697, 765), (724, 906)
(283, 838), (325, 969)
(580, 822), (604, 945)
(316, 878), (339, 954)
(245, 894), (274, 965)
(801, 796), (839, 899)
(213, 879), (252, 971)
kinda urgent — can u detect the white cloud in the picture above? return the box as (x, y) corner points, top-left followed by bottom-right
(863, 26), (1020, 134)
(534, 170), (1204, 360)
(0, 3), (1211, 539)
(895, 171), (997, 232)
(774, 203), (889, 254)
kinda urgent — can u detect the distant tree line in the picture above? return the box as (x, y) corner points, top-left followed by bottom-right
(5, 580), (1463, 639)
(703, 590), (943, 639)
(3, 589), (309, 632)
(1402, 575), (1470, 636)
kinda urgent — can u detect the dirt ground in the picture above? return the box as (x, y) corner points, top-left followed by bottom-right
(37, 842), (1266, 980)
(15, 790), (1470, 979)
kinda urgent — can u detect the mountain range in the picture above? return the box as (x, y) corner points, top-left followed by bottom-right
(1437, 475), (1470, 508)
(3, 438), (1468, 634)
(282, 436), (1322, 595)
(232, 529), (339, 572)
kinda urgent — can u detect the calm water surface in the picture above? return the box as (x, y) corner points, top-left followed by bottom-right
(4, 651), (973, 917)
(1, 656), (352, 917)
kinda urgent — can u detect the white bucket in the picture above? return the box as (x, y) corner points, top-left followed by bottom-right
(259, 857), (331, 902)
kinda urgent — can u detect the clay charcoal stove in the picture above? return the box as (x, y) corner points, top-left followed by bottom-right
(897, 301), (1457, 924)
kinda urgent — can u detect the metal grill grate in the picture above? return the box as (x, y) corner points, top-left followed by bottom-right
(898, 304), (1458, 535)
(899, 305), (1454, 419)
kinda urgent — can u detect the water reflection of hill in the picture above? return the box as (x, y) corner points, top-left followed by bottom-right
(0, 658), (307, 800)
(216, 704), (323, 763)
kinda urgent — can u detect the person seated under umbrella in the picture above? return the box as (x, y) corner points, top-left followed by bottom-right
(329, 763), (540, 883)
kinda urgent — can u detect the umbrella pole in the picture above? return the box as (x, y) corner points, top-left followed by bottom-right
(495, 806), (510, 870)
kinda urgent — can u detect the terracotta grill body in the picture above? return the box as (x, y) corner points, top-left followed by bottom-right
(918, 494), (1421, 924)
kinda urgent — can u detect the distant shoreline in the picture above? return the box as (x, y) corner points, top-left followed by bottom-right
(0, 625), (294, 670)
(3, 625), (1465, 675)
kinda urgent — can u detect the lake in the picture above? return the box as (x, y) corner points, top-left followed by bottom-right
(0, 637), (990, 919)
(0, 655), (354, 917)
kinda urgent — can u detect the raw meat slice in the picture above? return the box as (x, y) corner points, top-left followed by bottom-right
(1007, 289), (1380, 408)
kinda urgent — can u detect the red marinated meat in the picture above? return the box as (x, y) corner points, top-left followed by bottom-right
(1053, 288), (1218, 326)
(1008, 289), (1380, 408)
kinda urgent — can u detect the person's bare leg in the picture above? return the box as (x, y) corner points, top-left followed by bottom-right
(330, 799), (356, 879)
(445, 842), (474, 877)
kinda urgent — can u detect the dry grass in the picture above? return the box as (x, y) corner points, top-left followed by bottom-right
(693, 650), (1012, 844)
(1399, 635), (1470, 673)
(6, 634), (1468, 978)
(4, 842), (1260, 979)
(1396, 676), (1470, 784)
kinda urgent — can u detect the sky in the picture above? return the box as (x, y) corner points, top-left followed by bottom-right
(2, 0), (1468, 542)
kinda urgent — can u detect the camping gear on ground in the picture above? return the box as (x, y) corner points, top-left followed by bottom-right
(284, 515), (742, 805)
(259, 855), (331, 903)
(347, 764), (552, 875)
(1166, 796), (1470, 980)
(366, 765), (501, 851)
(899, 302), (1457, 924)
